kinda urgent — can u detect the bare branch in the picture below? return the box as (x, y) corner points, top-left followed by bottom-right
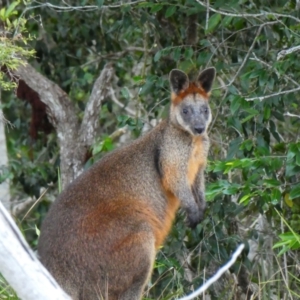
(0, 101), (13, 127)
(28, 0), (145, 12)
(109, 126), (128, 142)
(277, 45), (300, 60)
(222, 21), (278, 88)
(284, 112), (300, 119)
(195, 0), (300, 23)
(0, 202), (72, 300)
(79, 63), (114, 146)
(245, 86), (300, 101)
(81, 47), (154, 68)
(177, 244), (245, 300)
(11, 197), (36, 217)
(12, 63), (83, 187)
(250, 53), (300, 87)
(205, 0), (210, 31)
(109, 87), (137, 117)
(21, 189), (48, 222)
(13, 63), (78, 131)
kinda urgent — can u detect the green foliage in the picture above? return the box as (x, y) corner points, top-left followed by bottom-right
(0, 274), (18, 300)
(0, 1), (35, 90)
(273, 209), (300, 255)
(2, 0), (300, 298)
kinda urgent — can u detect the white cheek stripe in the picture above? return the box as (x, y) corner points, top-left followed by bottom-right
(176, 114), (195, 135)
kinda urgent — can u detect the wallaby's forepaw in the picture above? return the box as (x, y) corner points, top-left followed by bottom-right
(186, 209), (204, 229)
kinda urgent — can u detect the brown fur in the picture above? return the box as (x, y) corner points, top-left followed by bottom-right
(171, 83), (208, 105)
(38, 67), (216, 300)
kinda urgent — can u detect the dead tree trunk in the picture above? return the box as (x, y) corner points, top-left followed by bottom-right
(0, 202), (72, 300)
(12, 63), (114, 189)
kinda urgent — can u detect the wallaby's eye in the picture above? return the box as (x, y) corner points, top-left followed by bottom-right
(182, 108), (188, 114)
(203, 107), (208, 113)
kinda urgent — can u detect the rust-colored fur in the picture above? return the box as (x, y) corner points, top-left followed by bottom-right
(38, 67), (216, 300)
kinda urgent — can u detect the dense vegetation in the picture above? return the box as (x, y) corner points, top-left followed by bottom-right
(1, 0), (300, 299)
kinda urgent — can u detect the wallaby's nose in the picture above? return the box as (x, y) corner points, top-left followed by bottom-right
(194, 126), (205, 134)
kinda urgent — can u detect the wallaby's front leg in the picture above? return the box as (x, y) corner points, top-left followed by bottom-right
(192, 169), (207, 220)
(162, 170), (203, 229)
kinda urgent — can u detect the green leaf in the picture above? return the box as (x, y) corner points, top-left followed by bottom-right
(290, 184), (300, 199)
(263, 106), (271, 120)
(241, 110), (259, 123)
(151, 4), (163, 13)
(296, 152), (300, 166)
(165, 6), (176, 18)
(271, 188), (281, 202)
(5, 1), (20, 19)
(35, 225), (40, 237)
(239, 194), (252, 204)
(227, 137), (242, 159)
(96, 0), (104, 7)
(173, 47), (181, 61)
(154, 51), (161, 62)
(221, 16), (233, 27)
(184, 47), (193, 60)
(121, 87), (130, 100)
(206, 14), (222, 33)
(230, 96), (241, 114)
(0, 8), (5, 19)
(273, 110), (284, 122)
(263, 179), (280, 187)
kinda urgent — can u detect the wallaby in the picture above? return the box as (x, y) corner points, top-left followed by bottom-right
(38, 67), (216, 300)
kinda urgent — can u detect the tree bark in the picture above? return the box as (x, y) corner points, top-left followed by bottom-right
(0, 202), (72, 300)
(13, 63), (114, 189)
(0, 93), (11, 211)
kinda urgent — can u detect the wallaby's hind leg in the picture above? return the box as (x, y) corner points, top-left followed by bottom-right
(120, 273), (151, 300)
(119, 237), (155, 300)
(76, 230), (156, 300)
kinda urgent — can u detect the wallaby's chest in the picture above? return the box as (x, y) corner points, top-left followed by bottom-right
(187, 136), (208, 186)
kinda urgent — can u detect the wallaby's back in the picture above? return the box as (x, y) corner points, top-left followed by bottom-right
(38, 67), (216, 300)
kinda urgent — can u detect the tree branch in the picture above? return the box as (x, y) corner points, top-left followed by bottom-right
(13, 63), (79, 132)
(245, 86), (300, 101)
(250, 53), (300, 87)
(79, 63), (114, 146)
(13, 63), (81, 187)
(109, 86), (137, 117)
(0, 202), (72, 300)
(277, 45), (300, 60)
(195, 0), (300, 23)
(177, 244), (245, 300)
(26, 0), (145, 13)
(284, 112), (300, 119)
(225, 21), (279, 88)
(80, 47), (155, 68)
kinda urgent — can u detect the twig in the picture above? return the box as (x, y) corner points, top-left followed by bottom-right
(205, 0), (210, 31)
(21, 188), (48, 222)
(176, 244), (245, 300)
(0, 106), (13, 127)
(109, 87), (137, 117)
(109, 126), (128, 142)
(245, 86), (300, 101)
(81, 47), (154, 68)
(250, 53), (300, 87)
(195, 0), (300, 23)
(30, 0), (145, 11)
(284, 112), (300, 119)
(225, 21), (278, 88)
(277, 45), (300, 60)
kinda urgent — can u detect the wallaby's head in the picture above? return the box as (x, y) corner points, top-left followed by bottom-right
(169, 67), (216, 136)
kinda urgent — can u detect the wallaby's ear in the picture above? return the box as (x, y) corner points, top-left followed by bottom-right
(169, 69), (189, 94)
(197, 67), (216, 93)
